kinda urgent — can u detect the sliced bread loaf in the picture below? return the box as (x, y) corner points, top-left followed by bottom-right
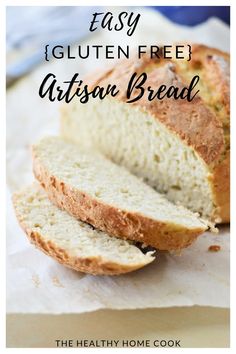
(13, 184), (155, 275)
(32, 136), (209, 251)
(61, 44), (230, 223)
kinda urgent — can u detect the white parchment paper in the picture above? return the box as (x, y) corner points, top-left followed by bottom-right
(6, 8), (230, 313)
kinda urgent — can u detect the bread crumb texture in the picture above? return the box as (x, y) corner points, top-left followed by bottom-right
(13, 184), (155, 275)
(32, 136), (208, 250)
(61, 44), (230, 223)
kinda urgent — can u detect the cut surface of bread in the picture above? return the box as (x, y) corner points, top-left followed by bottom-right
(13, 184), (155, 275)
(61, 44), (230, 223)
(32, 136), (209, 251)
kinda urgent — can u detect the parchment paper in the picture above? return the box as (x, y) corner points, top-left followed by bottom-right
(6, 8), (230, 313)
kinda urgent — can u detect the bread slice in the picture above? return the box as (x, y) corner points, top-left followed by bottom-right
(13, 184), (155, 275)
(32, 136), (209, 251)
(61, 44), (230, 223)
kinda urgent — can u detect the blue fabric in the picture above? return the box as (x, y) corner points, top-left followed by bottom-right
(151, 6), (230, 26)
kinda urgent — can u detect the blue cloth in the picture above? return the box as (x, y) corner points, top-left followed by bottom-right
(151, 6), (230, 26)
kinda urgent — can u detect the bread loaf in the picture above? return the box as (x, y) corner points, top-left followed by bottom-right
(61, 44), (230, 223)
(32, 136), (209, 251)
(13, 184), (155, 275)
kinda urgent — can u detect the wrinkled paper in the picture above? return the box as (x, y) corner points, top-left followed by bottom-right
(6, 8), (230, 313)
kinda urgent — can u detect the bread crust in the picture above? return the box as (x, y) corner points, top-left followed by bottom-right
(13, 194), (152, 275)
(209, 150), (230, 223)
(32, 151), (207, 251)
(82, 44), (230, 223)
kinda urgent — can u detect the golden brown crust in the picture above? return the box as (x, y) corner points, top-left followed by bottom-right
(12, 195), (150, 276)
(87, 50), (225, 166)
(203, 53), (230, 126)
(138, 68), (224, 165)
(209, 150), (230, 223)
(32, 152), (207, 251)
(188, 45), (230, 222)
(84, 44), (230, 223)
